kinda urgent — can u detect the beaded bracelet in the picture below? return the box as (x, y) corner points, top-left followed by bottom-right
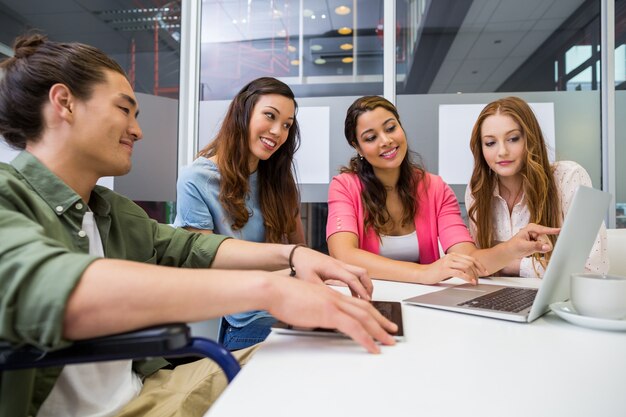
(288, 244), (307, 277)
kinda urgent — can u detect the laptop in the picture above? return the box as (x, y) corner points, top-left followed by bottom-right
(403, 185), (611, 322)
(272, 300), (405, 341)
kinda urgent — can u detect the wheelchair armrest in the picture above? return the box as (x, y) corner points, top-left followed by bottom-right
(0, 323), (239, 380)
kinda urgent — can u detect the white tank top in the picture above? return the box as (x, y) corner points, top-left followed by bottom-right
(37, 211), (142, 417)
(379, 230), (419, 262)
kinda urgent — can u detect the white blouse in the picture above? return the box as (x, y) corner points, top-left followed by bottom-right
(465, 160), (609, 278)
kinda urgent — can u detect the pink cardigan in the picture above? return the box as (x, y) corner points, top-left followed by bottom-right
(326, 171), (473, 265)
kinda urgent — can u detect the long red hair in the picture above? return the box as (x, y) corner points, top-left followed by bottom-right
(468, 97), (561, 269)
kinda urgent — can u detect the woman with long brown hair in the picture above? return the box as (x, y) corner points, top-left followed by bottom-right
(465, 96), (608, 277)
(327, 96), (558, 284)
(174, 77), (305, 349)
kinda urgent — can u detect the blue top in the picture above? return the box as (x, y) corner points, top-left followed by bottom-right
(174, 157), (271, 327)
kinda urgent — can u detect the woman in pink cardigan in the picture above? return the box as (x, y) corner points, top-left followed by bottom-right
(326, 96), (559, 284)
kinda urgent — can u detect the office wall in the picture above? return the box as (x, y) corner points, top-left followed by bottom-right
(1, 92), (179, 204)
(200, 91), (602, 203)
(114, 92), (179, 202)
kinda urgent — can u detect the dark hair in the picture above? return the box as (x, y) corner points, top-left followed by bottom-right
(0, 33), (126, 149)
(468, 96), (560, 269)
(342, 96), (424, 236)
(198, 77), (301, 243)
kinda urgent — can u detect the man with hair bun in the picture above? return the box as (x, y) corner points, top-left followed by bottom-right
(0, 34), (397, 417)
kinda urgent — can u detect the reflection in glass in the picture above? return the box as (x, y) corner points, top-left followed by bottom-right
(0, 1), (181, 99)
(396, 0), (612, 94)
(565, 45), (593, 73)
(0, 0), (182, 219)
(617, 44), (626, 85)
(567, 66), (593, 91)
(199, 0), (385, 99)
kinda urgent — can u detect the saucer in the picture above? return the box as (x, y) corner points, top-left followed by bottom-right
(550, 301), (626, 331)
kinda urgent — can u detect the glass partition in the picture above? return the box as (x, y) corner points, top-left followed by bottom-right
(395, 0), (603, 227)
(616, 0), (625, 227)
(0, 0), (181, 222)
(199, 0), (385, 100)
(196, 0), (618, 245)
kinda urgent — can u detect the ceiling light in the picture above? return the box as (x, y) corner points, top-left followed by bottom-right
(321, 14), (327, 19)
(342, 57), (354, 63)
(311, 14), (316, 19)
(290, 59), (300, 66)
(338, 27), (352, 35)
(335, 6), (351, 15)
(340, 43), (353, 50)
(314, 58), (327, 65)
(310, 44), (323, 51)
(287, 44), (296, 52)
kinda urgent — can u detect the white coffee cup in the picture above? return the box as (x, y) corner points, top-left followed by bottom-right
(570, 273), (626, 320)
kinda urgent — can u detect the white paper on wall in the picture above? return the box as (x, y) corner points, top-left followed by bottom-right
(438, 103), (555, 184)
(293, 106), (330, 184)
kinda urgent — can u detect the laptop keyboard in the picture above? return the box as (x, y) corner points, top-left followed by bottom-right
(458, 287), (538, 313)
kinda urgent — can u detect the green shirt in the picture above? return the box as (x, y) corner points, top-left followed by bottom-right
(0, 151), (229, 416)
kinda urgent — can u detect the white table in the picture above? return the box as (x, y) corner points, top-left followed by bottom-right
(206, 278), (626, 417)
